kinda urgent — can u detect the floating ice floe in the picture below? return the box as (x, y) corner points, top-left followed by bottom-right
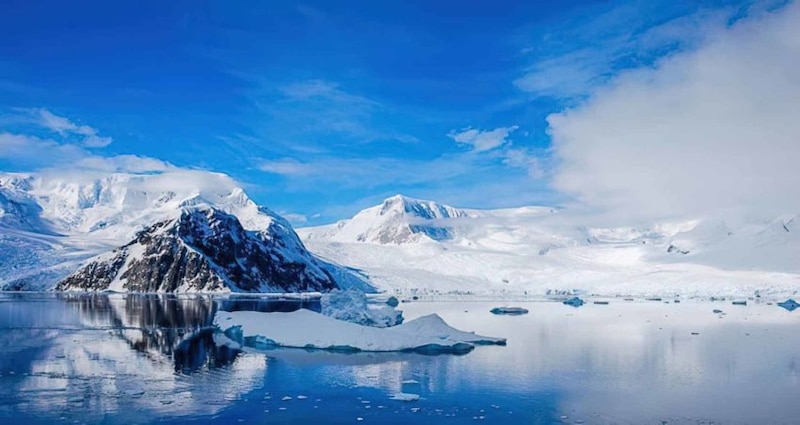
(562, 297), (585, 307)
(213, 309), (505, 354)
(390, 393), (420, 402)
(490, 307), (529, 315)
(777, 299), (799, 312)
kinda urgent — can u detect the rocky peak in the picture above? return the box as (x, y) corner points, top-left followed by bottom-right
(57, 206), (341, 293)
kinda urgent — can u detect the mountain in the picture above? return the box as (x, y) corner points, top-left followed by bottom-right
(302, 194), (479, 244)
(57, 206), (338, 292)
(0, 171), (369, 292)
(298, 195), (800, 298)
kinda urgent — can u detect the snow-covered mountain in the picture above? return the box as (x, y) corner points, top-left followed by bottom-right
(57, 206), (339, 292)
(298, 195), (800, 298)
(302, 194), (481, 244)
(0, 171), (369, 292)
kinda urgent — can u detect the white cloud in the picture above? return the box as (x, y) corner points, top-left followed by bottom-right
(0, 108), (174, 175)
(33, 108), (112, 147)
(448, 126), (518, 152)
(0, 132), (87, 165)
(503, 148), (544, 178)
(73, 155), (173, 173)
(0, 131), (173, 174)
(547, 2), (800, 221)
(280, 212), (308, 225)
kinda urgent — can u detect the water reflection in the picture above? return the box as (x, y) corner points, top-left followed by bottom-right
(1, 294), (799, 424)
(0, 293), (325, 422)
(174, 328), (240, 374)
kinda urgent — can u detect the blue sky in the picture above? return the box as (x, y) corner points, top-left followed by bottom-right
(1, 0), (792, 225)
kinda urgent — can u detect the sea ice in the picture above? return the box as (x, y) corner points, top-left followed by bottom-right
(213, 308), (505, 354)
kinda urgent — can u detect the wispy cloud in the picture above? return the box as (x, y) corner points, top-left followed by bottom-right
(547, 2), (800, 221)
(445, 125), (545, 178)
(279, 79), (379, 107)
(259, 154), (477, 188)
(515, 2), (745, 99)
(240, 76), (419, 150)
(1, 108), (170, 174)
(30, 108), (113, 147)
(279, 211), (308, 225)
(448, 126), (518, 152)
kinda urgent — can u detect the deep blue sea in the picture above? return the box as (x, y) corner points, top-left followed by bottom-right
(1, 293), (799, 424)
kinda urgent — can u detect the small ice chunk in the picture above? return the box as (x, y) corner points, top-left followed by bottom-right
(390, 393), (420, 402)
(321, 289), (404, 327)
(297, 395), (307, 400)
(490, 307), (529, 315)
(281, 396), (292, 401)
(562, 297), (585, 307)
(777, 299), (799, 312)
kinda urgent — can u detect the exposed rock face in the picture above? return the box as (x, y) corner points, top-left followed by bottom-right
(57, 207), (339, 292)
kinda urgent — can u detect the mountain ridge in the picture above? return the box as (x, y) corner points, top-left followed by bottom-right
(0, 171), (369, 292)
(298, 194), (800, 297)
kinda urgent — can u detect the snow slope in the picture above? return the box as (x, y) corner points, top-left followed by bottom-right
(298, 196), (800, 298)
(302, 194), (480, 244)
(0, 171), (369, 292)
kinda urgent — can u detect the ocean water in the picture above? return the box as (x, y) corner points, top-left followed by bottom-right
(1, 293), (798, 424)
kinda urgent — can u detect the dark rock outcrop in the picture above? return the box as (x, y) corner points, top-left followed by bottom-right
(57, 207), (339, 292)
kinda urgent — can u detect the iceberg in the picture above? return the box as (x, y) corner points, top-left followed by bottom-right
(213, 308), (505, 354)
(777, 299), (799, 312)
(321, 289), (403, 327)
(563, 297), (585, 307)
(490, 307), (529, 315)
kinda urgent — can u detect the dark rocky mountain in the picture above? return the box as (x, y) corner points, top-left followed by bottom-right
(57, 206), (342, 292)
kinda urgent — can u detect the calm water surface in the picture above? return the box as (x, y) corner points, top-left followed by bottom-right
(0, 293), (798, 424)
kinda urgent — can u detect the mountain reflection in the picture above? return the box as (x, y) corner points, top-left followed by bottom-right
(58, 293), (320, 372)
